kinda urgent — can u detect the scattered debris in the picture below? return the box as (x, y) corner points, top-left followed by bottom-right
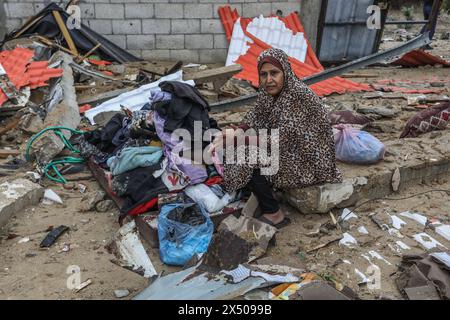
(106, 221), (157, 278)
(114, 289), (130, 298)
(40, 225), (69, 248)
(75, 279), (92, 293)
(43, 189), (63, 205)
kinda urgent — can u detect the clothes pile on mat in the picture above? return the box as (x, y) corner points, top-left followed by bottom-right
(73, 80), (239, 225)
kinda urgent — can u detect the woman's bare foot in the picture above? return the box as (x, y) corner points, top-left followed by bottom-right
(262, 209), (285, 225)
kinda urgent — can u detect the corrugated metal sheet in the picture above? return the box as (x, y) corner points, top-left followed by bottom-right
(218, 5), (370, 96)
(0, 48), (63, 106)
(246, 15), (307, 63)
(226, 16), (307, 66)
(319, 0), (379, 62)
(225, 18), (251, 66)
(234, 42), (371, 96)
(218, 6), (323, 70)
(391, 50), (450, 67)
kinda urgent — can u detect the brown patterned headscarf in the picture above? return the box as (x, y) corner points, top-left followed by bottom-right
(223, 48), (342, 192)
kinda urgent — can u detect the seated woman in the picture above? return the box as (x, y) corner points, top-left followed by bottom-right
(211, 48), (342, 228)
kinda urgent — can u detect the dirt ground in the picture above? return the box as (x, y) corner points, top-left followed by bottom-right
(0, 9), (449, 300)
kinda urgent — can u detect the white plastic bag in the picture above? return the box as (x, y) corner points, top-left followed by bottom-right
(184, 184), (233, 213)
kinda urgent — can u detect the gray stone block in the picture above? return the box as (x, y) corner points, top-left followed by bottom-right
(186, 34), (213, 49)
(127, 35), (155, 50)
(154, 3), (183, 18)
(199, 48), (227, 63)
(95, 4), (124, 19)
(142, 19), (171, 34)
(0, 179), (44, 228)
(125, 3), (154, 19)
(88, 19), (112, 35)
(112, 19), (142, 35)
(170, 49), (199, 62)
(201, 19), (224, 34)
(242, 3), (272, 17)
(156, 34), (184, 49)
(184, 4), (213, 19)
(5, 3), (34, 18)
(171, 19), (200, 34)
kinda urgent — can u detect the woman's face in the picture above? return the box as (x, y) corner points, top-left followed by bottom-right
(259, 63), (284, 97)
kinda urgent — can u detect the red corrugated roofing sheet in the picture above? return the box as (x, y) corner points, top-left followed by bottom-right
(0, 48), (63, 106)
(218, 6), (323, 70)
(218, 5), (370, 96)
(235, 43), (371, 97)
(392, 50), (450, 67)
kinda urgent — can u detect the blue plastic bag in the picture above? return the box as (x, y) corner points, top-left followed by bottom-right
(334, 124), (385, 164)
(158, 202), (213, 266)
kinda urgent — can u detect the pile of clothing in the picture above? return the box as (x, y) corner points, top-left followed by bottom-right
(74, 81), (236, 223)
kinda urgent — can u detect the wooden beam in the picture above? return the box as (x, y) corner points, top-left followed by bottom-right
(52, 10), (79, 56)
(184, 64), (243, 84)
(0, 149), (20, 159)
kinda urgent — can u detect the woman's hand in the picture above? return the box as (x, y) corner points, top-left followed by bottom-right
(210, 128), (236, 153)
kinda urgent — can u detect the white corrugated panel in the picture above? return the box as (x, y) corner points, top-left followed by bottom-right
(225, 18), (252, 66)
(246, 15), (307, 63)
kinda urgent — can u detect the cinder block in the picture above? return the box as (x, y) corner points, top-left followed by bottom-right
(199, 49), (227, 63)
(142, 19), (171, 34)
(242, 3), (272, 17)
(154, 3), (183, 18)
(201, 19), (224, 34)
(184, 4), (213, 19)
(171, 19), (200, 34)
(88, 19), (112, 35)
(271, 2), (300, 15)
(95, 4), (124, 19)
(5, 3), (34, 18)
(0, 179), (44, 229)
(186, 34), (214, 49)
(142, 49), (171, 61)
(127, 35), (155, 50)
(156, 35), (184, 49)
(105, 35), (126, 49)
(78, 3), (95, 19)
(125, 3), (154, 19)
(214, 34), (229, 49)
(170, 49), (199, 62)
(112, 19), (142, 35)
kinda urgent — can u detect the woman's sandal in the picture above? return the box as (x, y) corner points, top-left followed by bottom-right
(258, 216), (291, 229)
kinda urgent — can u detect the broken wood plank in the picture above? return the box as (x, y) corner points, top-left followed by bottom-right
(0, 115), (20, 137)
(306, 236), (342, 254)
(77, 87), (132, 106)
(184, 64), (243, 85)
(52, 10), (79, 56)
(0, 149), (20, 159)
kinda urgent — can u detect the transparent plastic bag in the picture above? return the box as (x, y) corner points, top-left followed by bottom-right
(334, 124), (385, 164)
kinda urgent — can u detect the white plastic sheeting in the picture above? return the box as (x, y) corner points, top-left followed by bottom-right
(85, 70), (194, 124)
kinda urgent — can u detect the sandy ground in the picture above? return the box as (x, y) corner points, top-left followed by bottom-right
(0, 10), (449, 300)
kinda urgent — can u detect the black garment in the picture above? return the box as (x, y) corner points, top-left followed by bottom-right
(247, 169), (280, 214)
(155, 81), (211, 135)
(112, 165), (169, 218)
(84, 113), (125, 153)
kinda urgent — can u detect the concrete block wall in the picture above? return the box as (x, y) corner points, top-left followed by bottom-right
(2, 0), (301, 63)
